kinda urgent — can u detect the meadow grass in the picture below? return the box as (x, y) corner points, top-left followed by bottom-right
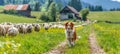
(93, 22), (120, 54)
(65, 25), (91, 54)
(0, 6), (3, 9)
(0, 13), (37, 23)
(0, 28), (65, 54)
(0, 9), (120, 54)
(31, 11), (43, 19)
(0, 6), (3, 12)
(88, 11), (120, 22)
(0, 11), (45, 23)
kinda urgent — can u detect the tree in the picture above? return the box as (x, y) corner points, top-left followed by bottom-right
(80, 8), (89, 21)
(23, 0), (28, 4)
(29, 0), (36, 10)
(4, 0), (10, 5)
(94, 5), (103, 11)
(34, 2), (40, 11)
(47, 0), (53, 9)
(56, 3), (63, 12)
(69, 0), (82, 11)
(48, 2), (57, 22)
(88, 5), (95, 11)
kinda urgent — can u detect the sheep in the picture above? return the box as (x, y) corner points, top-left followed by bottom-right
(51, 24), (58, 28)
(7, 26), (19, 36)
(93, 20), (98, 23)
(14, 24), (20, 28)
(57, 24), (64, 28)
(18, 25), (27, 34)
(1, 22), (12, 25)
(44, 25), (50, 30)
(0, 24), (6, 36)
(43, 23), (51, 30)
(34, 24), (40, 32)
(26, 24), (33, 33)
(4, 25), (12, 34)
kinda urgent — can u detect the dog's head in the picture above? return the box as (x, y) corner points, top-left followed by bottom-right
(65, 22), (74, 31)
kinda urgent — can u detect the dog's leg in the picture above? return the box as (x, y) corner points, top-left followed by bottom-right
(67, 38), (72, 47)
(71, 38), (75, 46)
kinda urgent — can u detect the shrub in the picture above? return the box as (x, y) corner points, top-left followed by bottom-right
(73, 18), (77, 22)
(3, 9), (17, 14)
(80, 8), (89, 21)
(48, 2), (57, 22)
(39, 13), (49, 22)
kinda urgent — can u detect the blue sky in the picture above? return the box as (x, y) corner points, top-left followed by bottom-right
(112, 0), (120, 2)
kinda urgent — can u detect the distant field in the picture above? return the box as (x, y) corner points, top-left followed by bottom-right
(88, 11), (120, 22)
(0, 6), (3, 12)
(0, 13), (37, 23)
(0, 6), (3, 10)
(0, 11), (45, 23)
(31, 11), (43, 19)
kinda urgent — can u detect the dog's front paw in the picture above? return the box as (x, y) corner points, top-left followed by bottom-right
(71, 42), (75, 46)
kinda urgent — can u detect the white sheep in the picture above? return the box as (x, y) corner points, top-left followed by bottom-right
(18, 25), (27, 34)
(26, 24), (33, 33)
(43, 23), (51, 30)
(0, 24), (6, 36)
(34, 24), (40, 32)
(4, 25), (12, 34)
(7, 26), (19, 36)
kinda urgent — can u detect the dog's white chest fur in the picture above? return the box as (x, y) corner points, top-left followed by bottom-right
(65, 29), (74, 38)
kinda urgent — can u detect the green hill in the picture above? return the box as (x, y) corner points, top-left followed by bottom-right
(88, 11), (120, 22)
(0, 13), (37, 23)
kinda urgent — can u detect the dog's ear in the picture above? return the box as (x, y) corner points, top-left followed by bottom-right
(70, 22), (74, 29)
(65, 22), (69, 29)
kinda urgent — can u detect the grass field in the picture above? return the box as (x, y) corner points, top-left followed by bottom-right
(0, 13), (37, 23)
(88, 11), (120, 22)
(0, 28), (65, 54)
(0, 6), (3, 12)
(93, 22), (120, 54)
(0, 10), (120, 54)
(89, 11), (120, 54)
(0, 6), (3, 10)
(86, 11), (120, 54)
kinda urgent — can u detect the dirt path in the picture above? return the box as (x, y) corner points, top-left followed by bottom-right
(89, 29), (106, 54)
(44, 41), (67, 54)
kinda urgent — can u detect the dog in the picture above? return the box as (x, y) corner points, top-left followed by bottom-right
(65, 22), (77, 47)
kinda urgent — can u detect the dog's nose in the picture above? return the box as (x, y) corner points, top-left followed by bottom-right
(67, 26), (71, 29)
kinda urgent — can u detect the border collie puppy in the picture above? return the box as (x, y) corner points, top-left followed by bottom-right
(65, 22), (77, 47)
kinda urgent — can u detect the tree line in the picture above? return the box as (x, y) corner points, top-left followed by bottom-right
(3, 0), (104, 11)
(110, 8), (120, 11)
(87, 5), (103, 11)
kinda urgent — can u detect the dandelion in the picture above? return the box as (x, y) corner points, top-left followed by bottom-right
(17, 43), (21, 47)
(12, 44), (17, 48)
(4, 52), (6, 54)
(11, 40), (15, 43)
(6, 44), (10, 48)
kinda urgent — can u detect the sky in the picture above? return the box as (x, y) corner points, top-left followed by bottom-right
(112, 0), (120, 2)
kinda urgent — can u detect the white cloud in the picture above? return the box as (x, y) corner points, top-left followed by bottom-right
(112, 0), (120, 2)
